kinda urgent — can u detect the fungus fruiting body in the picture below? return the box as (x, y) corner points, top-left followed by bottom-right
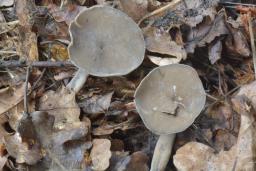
(135, 64), (206, 171)
(67, 5), (145, 93)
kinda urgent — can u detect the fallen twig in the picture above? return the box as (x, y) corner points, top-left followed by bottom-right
(0, 60), (74, 68)
(24, 66), (31, 114)
(138, 0), (183, 25)
(248, 13), (256, 79)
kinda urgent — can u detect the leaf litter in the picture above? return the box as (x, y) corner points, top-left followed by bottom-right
(1, 0), (256, 170)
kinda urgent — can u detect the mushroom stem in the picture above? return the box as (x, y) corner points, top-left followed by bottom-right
(150, 134), (176, 171)
(66, 68), (89, 93)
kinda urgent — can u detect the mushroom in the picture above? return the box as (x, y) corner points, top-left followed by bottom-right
(67, 5), (145, 93)
(134, 64), (206, 171)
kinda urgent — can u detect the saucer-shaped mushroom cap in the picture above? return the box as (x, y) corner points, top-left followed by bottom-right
(135, 64), (206, 135)
(68, 5), (145, 76)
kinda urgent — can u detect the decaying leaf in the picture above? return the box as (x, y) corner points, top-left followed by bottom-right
(0, 83), (29, 115)
(39, 86), (80, 128)
(119, 0), (148, 22)
(208, 40), (222, 64)
(91, 139), (111, 171)
(185, 11), (228, 53)
(4, 133), (43, 165)
(173, 81), (256, 171)
(225, 26), (250, 57)
(144, 27), (186, 63)
(50, 43), (69, 61)
(148, 55), (181, 66)
(5, 99), (35, 131)
(108, 151), (130, 171)
(108, 151), (149, 171)
(79, 91), (114, 114)
(48, 3), (86, 25)
(93, 115), (140, 136)
(182, 0), (218, 27)
(30, 111), (91, 170)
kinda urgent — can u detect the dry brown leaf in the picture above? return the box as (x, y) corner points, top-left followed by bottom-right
(108, 151), (149, 171)
(174, 81), (256, 171)
(5, 99), (35, 131)
(54, 71), (73, 81)
(0, 83), (29, 115)
(208, 40), (222, 64)
(48, 3), (86, 25)
(30, 111), (91, 170)
(225, 26), (250, 57)
(124, 151), (149, 171)
(185, 11), (228, 53)
(91, 139), (111, 171)
(148, 55), (181, 66)
(144, 27), (186, 62)
(108, 151), (130, 171)
(119, 0), (148, 22)
(182, 0), (218, 27)
(79, 91), (114, 114)
(93, 116), (139, 136)
(4, 133), (43, 165)
(198, 11), (228, 46)
(50, 43), (69, 61)
(39, 86), (80, 128)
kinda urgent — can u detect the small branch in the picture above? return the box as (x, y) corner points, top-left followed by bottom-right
(0, 60), (74, 68)
(248, 13), (256, 79)
(138, 0), (183, 25)
(24, 66), (31, 114)
(0, 50), (17, 54)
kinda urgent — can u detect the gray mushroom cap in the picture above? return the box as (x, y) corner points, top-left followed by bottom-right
(134, 64), (206, 135)
(68, 5), (145, 77)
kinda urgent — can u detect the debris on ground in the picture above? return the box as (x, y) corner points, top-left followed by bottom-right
(1, 0), (256, 170)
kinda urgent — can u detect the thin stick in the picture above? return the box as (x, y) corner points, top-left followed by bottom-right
(219, 1), (256, 7)
(0, 50), (17, 54)
(0, 60), (73, 68)
(138, 0), (183, 25)
(248, 13), (256, 79)
(206, 93), (219, 101)
(24, 66), (31, 114)
(30, 68), (46, 91)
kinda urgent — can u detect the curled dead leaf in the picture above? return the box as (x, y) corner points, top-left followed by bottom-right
(79, 91), (114, 114)
(225, 26), (250, 57)
(91, 139), (111, 171)
(148, 55), (181, 66)
(6, 100), (35, 131)
(174, 81), (256, 171)
(185, 11), (228, 54)
(30, 111), (91, 170)
(208, 40), (222, 64)
(119, 0), (148, 22)
(39, 86), (80, 128)
(0, 83), (29, 115)
(48, 3), (86, 25)
(4, 133), (43, 165)
(144, 27), (186, 63)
